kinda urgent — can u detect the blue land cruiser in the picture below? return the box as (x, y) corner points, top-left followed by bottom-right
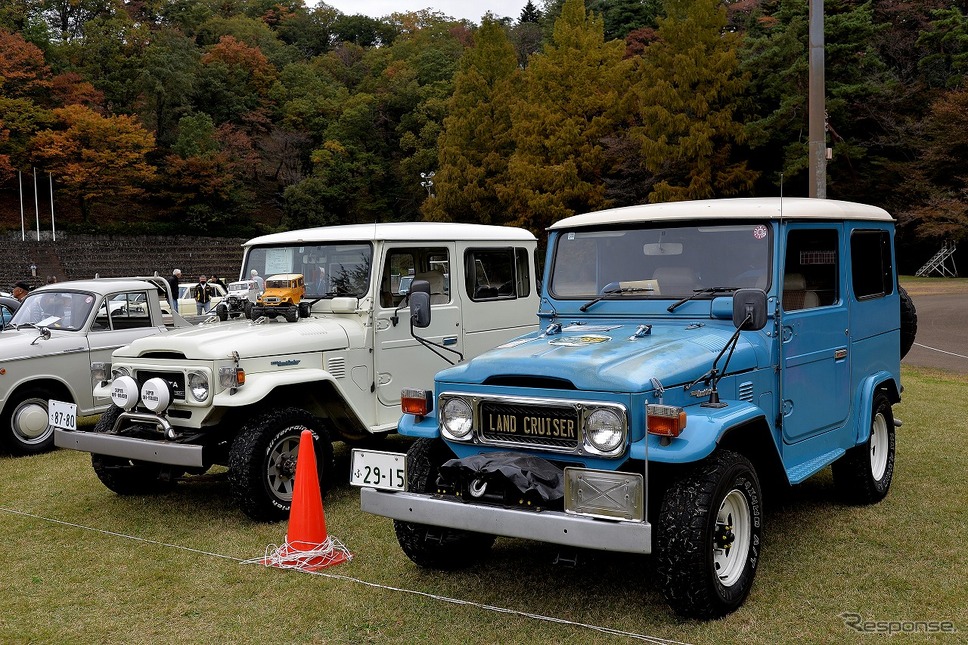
(357, 198), (917, 619)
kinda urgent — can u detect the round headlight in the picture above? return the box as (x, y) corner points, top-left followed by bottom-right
(187, 371), (209, 402)
(585, 408), (625, 453)
(441, 397), (473, 440)
(112, 365), (132, 380)
(141, 377), (173, 413)
(110, 375), (140, 411)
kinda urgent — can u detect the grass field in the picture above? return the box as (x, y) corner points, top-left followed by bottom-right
(1, 365), (965, 643)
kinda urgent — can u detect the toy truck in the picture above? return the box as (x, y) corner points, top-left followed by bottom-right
(55, 223), (540, 521)
(358, 198), (917, 619)
(249, 273), (306, 322)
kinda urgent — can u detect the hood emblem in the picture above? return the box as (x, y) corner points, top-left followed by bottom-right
(549, 334), (610, 347)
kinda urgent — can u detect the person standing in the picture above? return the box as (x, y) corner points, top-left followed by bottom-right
(167, 269), (182, 311)
(193, 275), (215, 314)
(210, 274), (227, 290)
(11, 281), (30, 302)
(250, 269), (264, 292)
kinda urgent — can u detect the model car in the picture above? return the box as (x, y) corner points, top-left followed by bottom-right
(216, 279), (260, 320)
(249, 273), (306, 322)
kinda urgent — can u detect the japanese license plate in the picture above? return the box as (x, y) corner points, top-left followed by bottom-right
(350, 449), (406, 491)
(48, 399), (77, 431)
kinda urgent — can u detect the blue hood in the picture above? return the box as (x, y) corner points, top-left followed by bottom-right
(438, 322), (761, 393)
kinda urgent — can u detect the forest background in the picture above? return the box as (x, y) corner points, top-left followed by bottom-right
(1, 0), (966, 273)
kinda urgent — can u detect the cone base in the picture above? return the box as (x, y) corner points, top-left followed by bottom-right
(258, 537), (352, 572)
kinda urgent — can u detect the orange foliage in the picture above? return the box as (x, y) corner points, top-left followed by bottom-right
(201, 36), (277, 93)
(0, 29), (52, 98)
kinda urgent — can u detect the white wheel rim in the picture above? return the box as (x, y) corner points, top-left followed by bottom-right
(870, 411), (889, 481)
(713, 489), (752, 587)
(12, 399), (53, 443)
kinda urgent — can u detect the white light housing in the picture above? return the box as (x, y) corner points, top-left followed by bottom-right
(110, 376), (140, 411)
(91, 361), (111, 383)
(187, 371), (209, 402)
(440, 397), (473, 440)
(141, 377), (173, 413)
(585, 408), (625, 454)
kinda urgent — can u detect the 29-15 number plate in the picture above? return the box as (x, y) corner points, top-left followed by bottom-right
(48, 399), (77, 431)
(350, 449), (406, 491)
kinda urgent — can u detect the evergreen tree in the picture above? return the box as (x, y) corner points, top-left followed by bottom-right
(631, 0), (755, 202)
(423, 17), (520, 224)
(499, 0), (630, 233)
(520, 1), (542, 24)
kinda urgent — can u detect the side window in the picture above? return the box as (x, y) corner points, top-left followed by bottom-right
(465, 248), (526, 301)
(851, 230), (893, 300)
(783, 229), (839, 311)
(108, 292), (152, 329)
(92, 300), (111, 331)
(379, 247), (450, 308)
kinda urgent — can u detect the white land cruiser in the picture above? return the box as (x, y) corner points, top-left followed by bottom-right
(55, 223), (540, 521)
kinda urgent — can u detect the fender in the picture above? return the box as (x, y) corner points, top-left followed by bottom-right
(211, 368), (340, 407)
(849, 371), (898, 447)
(2, 374), (89, 414)
(398, 409), (440, 439)
(637, 400), (769, 464)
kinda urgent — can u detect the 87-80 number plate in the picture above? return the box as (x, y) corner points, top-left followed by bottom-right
(350, 449), (406, 491)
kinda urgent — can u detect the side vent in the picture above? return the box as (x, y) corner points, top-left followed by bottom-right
(327, 356), (346, 379)
(738, 381), (754, 402)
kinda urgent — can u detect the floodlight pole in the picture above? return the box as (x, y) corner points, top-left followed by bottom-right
(808, 0), (826, 198)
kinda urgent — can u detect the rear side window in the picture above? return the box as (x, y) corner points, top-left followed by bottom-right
(851, 230), (894, 300)
(464, 248), (531, 301)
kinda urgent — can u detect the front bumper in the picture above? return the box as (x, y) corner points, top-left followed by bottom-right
(360, 487), (652, 554)
(55, 429), (204, 468)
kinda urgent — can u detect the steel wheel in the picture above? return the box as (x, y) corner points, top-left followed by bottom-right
(714, 489), (753, 587)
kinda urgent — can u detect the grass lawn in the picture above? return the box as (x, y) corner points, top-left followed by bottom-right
(1, 366), (965, 644)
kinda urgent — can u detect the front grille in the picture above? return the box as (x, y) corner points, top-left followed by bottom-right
(136, 370), (185, 400)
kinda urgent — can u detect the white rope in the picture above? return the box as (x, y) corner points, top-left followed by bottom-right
(241, 536), (353, 570)
(0, 506), (690, 644)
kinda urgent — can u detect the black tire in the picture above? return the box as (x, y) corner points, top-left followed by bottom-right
(250, 306), (264, 319)
(393, 439), (495, 569)
(216, 305), (228, 321)
(244, 301), (253, 318)
(657, 450), (762, 619)
(227, 407), (334, 522)
(285, 308), (298, 323)
(832, 392), (895, 504)
(91, 406), (180, 495)
(899, 286), (918, 359)
(0, 387), (58, 455)
(298, 301), (311, 318)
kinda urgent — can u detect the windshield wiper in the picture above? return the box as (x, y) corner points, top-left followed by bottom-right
(579, 284), (656, 312)
(667, 287), (740, 312)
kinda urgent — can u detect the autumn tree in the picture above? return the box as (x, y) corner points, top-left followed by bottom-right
(629, 0), (755, 203)
(30, 104), (156, 221)
(498, 0), (631, 233)
(196, 35), (277, 125)
(423, 17), (521, 224)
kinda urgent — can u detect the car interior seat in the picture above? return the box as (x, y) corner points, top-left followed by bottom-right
(414, 271), (448, 304)
(783, 273), (819, 310)
(651, 266), (699, 294)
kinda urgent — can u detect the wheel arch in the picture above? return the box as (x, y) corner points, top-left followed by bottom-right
(244, 378), (370, 442)
(717, 416), (788, 488)
(2, 378), (74, 415)
(850, 373), (898, 447)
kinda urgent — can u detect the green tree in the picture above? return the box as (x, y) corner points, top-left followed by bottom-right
(30, 104), (156, 221)
(195, 35), (277, 125)
(134, 28), (199, 143)
(631, 0), (755, 202)
(423, 17), (520, 224)
(498, 0), (631, 233)
(520, 1), (542, 23)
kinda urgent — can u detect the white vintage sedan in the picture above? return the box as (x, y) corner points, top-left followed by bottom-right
(0, 278), (186, 455)
(172, 282), (227, 315)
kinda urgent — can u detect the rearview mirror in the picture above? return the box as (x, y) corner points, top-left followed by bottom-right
(732, 289), (767, 330)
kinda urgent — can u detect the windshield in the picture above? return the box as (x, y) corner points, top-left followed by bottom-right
(243, 242), (373, 299)
(550, 222), (772, 299)
(9, 290), (97, 331)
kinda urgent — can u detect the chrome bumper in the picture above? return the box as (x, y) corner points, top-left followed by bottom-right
(54, 429), (204, 468)
(360, 488), (652, 554)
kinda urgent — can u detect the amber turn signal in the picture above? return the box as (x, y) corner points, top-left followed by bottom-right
(401, 388), (433, 416)
(647, 404), (686, 438)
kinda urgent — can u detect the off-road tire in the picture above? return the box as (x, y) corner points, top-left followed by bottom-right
(227, 407), (334, 522)
(285, 307), (298, 323)
(216, 304), (228, 321)
(899, 286), (918, 359)
(298, 301), (311, 318)
(393, 439), (495, 569)
(249, 306), (264, 319)
(244, 301), (253, 318)
(657, 450), (762, 619)
(832, 392), (895, 504)
(1, 387), (60, 455)
(91, 406), (181, 495)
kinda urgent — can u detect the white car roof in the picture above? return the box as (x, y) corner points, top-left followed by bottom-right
(244, 222), (537, 247)
(30, 278), (162, 295)
(549, 197), (893, 230)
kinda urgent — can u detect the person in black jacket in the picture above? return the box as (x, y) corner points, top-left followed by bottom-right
(167, 269), (181, 311)
(193, 275), (215, 315)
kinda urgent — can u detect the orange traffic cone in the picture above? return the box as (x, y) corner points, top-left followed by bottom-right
(244, 429), (351, 572)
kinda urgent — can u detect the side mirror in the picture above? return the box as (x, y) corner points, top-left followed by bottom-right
(410, 291), (431, 328)
(732, 289), (768, 330)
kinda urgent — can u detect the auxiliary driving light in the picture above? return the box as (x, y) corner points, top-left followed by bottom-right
(110, 375), (140, 411)
(141, 377), (173, 413)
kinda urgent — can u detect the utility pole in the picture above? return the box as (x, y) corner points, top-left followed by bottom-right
(808, 0), (826, 198)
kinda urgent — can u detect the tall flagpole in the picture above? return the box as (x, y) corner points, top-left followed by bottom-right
(33, 167), (40, 241)
(808, 0), (826, 198)
(49, 172), (56, 242)
(19, 170), (25, 241)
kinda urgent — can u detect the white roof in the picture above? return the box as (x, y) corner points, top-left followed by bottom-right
(549, 198), (893, 230)
(30, 278), (162, 295)
(244, 222), (537, 247)
(265, 273), (303, 281)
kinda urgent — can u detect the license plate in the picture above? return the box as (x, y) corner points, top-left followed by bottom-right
(49, 399), (77, 431)
(350, 449), (406, 491)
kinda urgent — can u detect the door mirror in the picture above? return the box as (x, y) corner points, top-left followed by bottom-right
(410, 291), (431, 328)
(732, 289), (768, 330)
